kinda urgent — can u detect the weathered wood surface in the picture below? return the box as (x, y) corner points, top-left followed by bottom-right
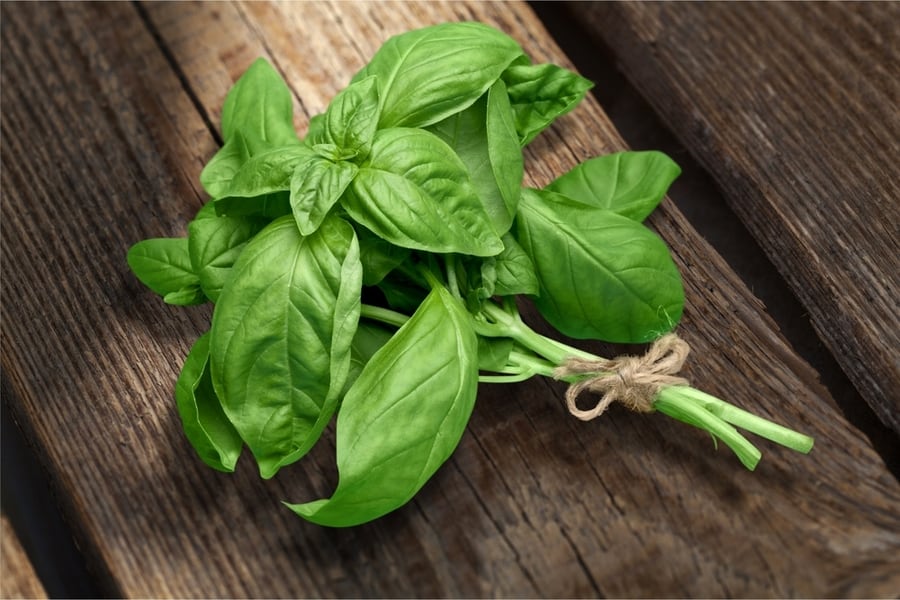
(1, 1), (898, 597)
(0, 513), (47, 600)
(567, 1), (900, 434)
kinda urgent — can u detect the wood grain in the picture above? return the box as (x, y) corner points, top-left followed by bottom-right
(1, 514), (47, 600)
(1, 1), (898, 596)
(567, 1), (900, 433)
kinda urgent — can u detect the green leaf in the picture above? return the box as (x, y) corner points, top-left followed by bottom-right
(188, 202), (268, 302)
(352, 22), (524, 128)
(427, 79), (522, 235)
(502, 62), (594, 146)
(355, 225), (411, 286)
(201, 59), (302, 198)
(290, 153), (358, 235)
(287, 285), (478, 527)
(127, 237), (203, 301)
(210, 215), (362, 478)
(310, 75), (379, 160)
(377, 271), (428, 314)
(214, 145), (312, 218)
(493, 233), (539, 297)
(516, 189), (684, 343)
(343, 128), (503, 256)
(477, 336), (514, 372)
(453, 255), (497, 313)
(220, 58), (300, 153)
(545, 151), (681, 222)
(174, 333), (243, 472)
(163, 286), (207, 306)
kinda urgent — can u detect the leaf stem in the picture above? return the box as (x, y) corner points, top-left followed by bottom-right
(360, 304), (410, 329)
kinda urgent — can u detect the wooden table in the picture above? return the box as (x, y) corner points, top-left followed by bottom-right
(2, 2), (898, 597)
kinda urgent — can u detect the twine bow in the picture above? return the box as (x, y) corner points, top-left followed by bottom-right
(553, 334), (690, 420)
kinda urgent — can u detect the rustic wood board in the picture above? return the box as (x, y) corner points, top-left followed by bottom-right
(1, 1), (899, 596)
(0, 513), (47, 600)
(567, 1), (900, 433)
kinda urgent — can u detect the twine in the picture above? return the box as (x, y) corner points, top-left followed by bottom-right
(553, 334), (690, 421)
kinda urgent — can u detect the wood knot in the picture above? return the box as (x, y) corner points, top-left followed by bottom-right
(553, 333), (691, 420)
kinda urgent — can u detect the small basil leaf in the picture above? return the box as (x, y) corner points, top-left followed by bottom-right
(356, 225), (411, 286)
(427, 79), (522, 235)
(545, 151), (682, 222)
(343, 128), (503, 256)
(214, 145), (313, 218)
(200, 132), (250, 199)
(516, 188), (684, 343)
(127, 237), (200, 299)
(290, 154), (358, 235)
(351, 22), (524, 128)
(220, 58), (300, 154)
(210, 214), (362, 479)
(454, 255), (497, 314)
(345, 319), (396, 393)
(311, 75), (379, 160)
(501, 62), (594, 146)
(163, 285), (207, 306)
(287, 285), (478, 527)
(493, 233), (539, 297)
(477, 336), (514, 373)
(377, 271), (428, 314)
(175, 332), (243, 472)
(188, 203), (268, 302)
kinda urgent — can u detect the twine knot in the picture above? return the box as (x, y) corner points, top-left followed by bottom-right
(553, 333), (690, 421)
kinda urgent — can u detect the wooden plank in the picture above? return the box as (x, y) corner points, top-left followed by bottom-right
(567, 1), (900, 433)
(0, 513), (47, 600)
(1, 1), (898, 596)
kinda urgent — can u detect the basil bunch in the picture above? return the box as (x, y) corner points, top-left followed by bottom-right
(128, 22), (812, 527)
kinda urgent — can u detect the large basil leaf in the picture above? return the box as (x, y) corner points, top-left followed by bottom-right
(309, 75), (379, 160)
(174, 332), (243, 472)
(210, 215), (362, 479)
(287, 285), (478, 527)
(187, 203), (268, 302)
(290, 153), (358, 235)
(342, 128), (503, 256)
(502, 62), (594, 146)
(493, 233), (539, 297)
(127, 237), (206, 306)
(545, 151), (681, 222)
(427, 80), (522, 235)
(201, 59), (302, 198)
(516, 188), (684, 343)
(351, 22), (524, 128)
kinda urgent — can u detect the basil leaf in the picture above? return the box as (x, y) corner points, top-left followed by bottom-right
(477, 336), (514, 373)
(454, 255), (497, 313)
(287, 285), (478, 527)
(163, 285), (207, 306)
(188, 203), (268, 302)
(377, 271), (428, 314)
(516, 189), (684, 343)
(290, 153), (358, 235)
(201, 59), (302, 198)
(310, 75), (379, 160)
(343, 128), (503, 256)
(356, 225), (410, 286)
(493, 233), (539, 297)
(127, 237), (202, 301)
(175, 332), (243, 472)
(427, 79), (522, 235)
(220, 58), (300, 154)
(210, 215), (362, 478)
(502, 62), (594, 146)
(346, 319), (396, 393)
(545, 151), (681, 222)
(214, 145), (313, 218)
(352, 22), (524, 128)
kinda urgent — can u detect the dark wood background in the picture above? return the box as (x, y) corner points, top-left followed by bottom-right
(2, 2), (898, 597)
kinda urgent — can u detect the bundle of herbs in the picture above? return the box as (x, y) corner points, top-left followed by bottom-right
(128, 22), (813, 527)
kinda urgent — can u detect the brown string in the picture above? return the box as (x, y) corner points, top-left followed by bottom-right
(552, 334), (690, 421)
